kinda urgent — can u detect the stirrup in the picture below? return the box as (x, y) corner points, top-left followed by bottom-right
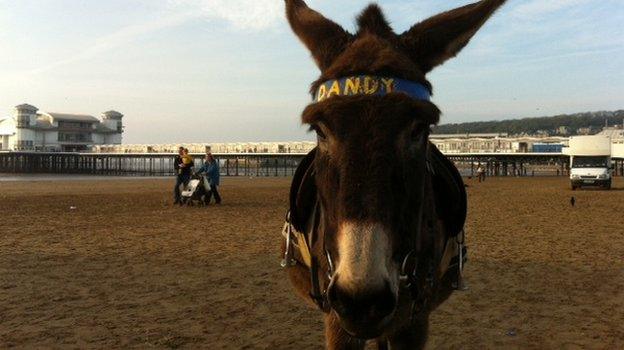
(453, 272), (468, 291)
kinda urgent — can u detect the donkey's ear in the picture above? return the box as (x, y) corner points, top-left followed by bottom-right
(400, 0), (506, 73)
(285, 0), (351, 71)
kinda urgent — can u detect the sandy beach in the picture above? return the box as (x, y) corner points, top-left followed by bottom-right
(1, 176), (623, 349)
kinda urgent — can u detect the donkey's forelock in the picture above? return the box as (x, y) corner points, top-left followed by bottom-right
(356, 4), (394, 38)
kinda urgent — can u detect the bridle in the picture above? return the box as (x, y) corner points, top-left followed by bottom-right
(281, 149), (455, 318)
(281, 74), (466, 319)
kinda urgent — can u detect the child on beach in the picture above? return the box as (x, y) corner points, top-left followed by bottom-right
(173, 148), (194, 205)
(179, 148), (193, 174)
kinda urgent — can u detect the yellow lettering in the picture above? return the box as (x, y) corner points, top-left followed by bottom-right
(364, 76), (379, 94)
(344, 77), (361, 95)
(328, 80), (341, 98)
(381, 78), (395, 93)
(317, 85), (327, 102)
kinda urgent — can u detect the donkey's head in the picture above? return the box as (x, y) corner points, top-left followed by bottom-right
(286, 0), (504, 338)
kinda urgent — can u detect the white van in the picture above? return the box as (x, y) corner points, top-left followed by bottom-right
(567, 135), (612, 190)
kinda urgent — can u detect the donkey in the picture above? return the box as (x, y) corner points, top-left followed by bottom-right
(281, 0), (505, 348)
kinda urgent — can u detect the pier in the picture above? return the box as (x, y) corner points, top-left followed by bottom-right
(0, 152), (304, 177)
(1, 151), (623, 177)
(449, 153), (624, 177)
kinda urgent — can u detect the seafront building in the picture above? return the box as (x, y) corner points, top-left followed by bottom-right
(0, 104), (123, 152)
(90, 130), (624, 155)
(2, 101), (621, 157)
(92, 134), (570, 155)
(429, 133), (569, 154)
(601, 127), (624, 158)
(93, 141), (318, 154)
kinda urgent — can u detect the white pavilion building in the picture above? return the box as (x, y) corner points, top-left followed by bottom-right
(0, 104), (124, 152)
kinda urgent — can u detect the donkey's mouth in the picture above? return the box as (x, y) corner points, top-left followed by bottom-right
(327, 272), (398, 339)
(335, 311), (394, 340)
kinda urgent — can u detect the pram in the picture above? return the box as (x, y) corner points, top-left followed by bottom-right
(181, 174), (211, 206)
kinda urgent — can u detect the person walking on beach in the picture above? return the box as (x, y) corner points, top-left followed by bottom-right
(476, 164), (485, 183)
(173, 146), (184, 204)
(195, 153), (221, 204)
(173, 147), (194, 204)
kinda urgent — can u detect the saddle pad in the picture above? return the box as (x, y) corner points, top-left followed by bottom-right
(289, 148), (317, 234)
(429, 143), (467, 237)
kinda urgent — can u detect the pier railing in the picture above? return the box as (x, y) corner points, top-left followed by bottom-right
(1, 151), (623, 177)
(0, 152), (307, 177)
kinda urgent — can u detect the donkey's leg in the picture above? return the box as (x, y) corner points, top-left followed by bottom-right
(388, 315), (429, 350)
(324, 313), (365, 350)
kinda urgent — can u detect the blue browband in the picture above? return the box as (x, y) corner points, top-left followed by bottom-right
(314, 75), (431, 103)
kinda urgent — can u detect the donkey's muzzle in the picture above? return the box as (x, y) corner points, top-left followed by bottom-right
(327, 278), (396, 338)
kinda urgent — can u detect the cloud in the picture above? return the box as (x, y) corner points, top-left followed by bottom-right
(512, 0), (593, 18)
(30, 0), (284, 75)
(168, 0), (283, 31)
(29, 11), (201, 75)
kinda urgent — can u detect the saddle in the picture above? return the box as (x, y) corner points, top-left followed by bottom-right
(288, 144), (467, 240)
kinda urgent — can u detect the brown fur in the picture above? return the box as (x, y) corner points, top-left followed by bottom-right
(283, 1), (506, 348)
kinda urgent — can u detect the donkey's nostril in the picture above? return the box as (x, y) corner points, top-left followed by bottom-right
(327, 280), (351, 317)
(370, 284), (396, 319)
(328, 279), (396, 327)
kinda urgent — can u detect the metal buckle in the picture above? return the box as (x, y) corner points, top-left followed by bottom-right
(425, 159), (435, 175)
(325, 249), (334, 280)
(452, 230), (468, 291)
(280, 212), (297, 268)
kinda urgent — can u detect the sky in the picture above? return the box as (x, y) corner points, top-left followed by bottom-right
(0, 0), (623, 144)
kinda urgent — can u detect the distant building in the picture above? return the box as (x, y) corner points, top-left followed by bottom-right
(532, 143), (564, 153)
(576, 127), (592, 135)
(92, 135), (574, 155)
(535, 129), (551, 136)
(93, 141), (317, 154)
(430, 134), (568, 154)
(556, 126), (569, 135)
(0, 104), (124, 152)
(598, 126), (624, 141)
(429, 133), (509, 139)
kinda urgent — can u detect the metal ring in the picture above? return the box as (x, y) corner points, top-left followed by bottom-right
(325, 249), (334, 277)
(399, 250), (415, 282)
(455, 229), (465, 245)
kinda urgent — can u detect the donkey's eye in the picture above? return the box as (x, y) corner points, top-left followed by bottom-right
(410, 124), (429, 144)
(310, 125), (327, 141)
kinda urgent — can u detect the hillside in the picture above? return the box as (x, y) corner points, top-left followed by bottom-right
(432, 110), (624, 136)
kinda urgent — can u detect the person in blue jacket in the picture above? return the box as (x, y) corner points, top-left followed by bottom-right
(195, 153), (221, 204)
